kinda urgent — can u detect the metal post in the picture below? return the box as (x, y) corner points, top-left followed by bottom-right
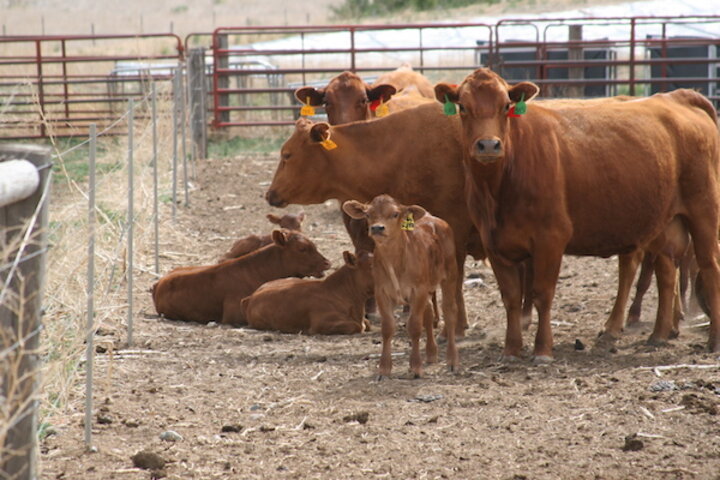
(180, 69), (189, 207)
(127, 100), (134, 346)
(217, 34), (230, 124)
(84, 124), (96, 450)
(568, 25), (584, 98)
(188, 48), (208, 162)
(172, 73), (179, 221)
(152, 84), (159, 275)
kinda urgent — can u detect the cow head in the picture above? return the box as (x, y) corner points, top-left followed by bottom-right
(266, 211), (305, 231)
(435, 68), (538, 163)
(265, 118), (337, 208)
(343, 250), (375, 297)
(272, 229), (331, 278)
(294, 71), (396, 125)
(342, 194), (427, 247)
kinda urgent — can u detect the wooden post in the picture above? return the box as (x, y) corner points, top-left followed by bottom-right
(187, 48), (208, 161)
(568, 25), (584, 98)
(217, 34), (230, 124)
(0, 144), (51, 480)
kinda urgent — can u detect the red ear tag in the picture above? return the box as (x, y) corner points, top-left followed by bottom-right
(369, 99), (381, 112)
(507, 105), (521, 118)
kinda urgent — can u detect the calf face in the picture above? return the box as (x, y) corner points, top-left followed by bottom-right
(273, 229), (331, 278)
(343, 194), (427, 246)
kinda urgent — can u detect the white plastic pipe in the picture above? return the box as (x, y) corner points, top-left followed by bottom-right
(0, 160), (39, 208)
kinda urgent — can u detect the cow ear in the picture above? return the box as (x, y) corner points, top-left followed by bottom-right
(271, 229), (288, 246)
(267, 213), (281, 225)
(406, 205), (427, 222)
(509, 81), (539, 103)
(434, 82), (459, 104)
(309, 123), (331, 143)
(294, 86), (325, 106)
(367, 84), (396, 103)
(342, 250), (357, 267)
(342, 200), (368, 220)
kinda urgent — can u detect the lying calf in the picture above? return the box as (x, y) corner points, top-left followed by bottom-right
(153, 229), (330, 325)
(219, 211), (305, 262)
(241, 250), (374, 335)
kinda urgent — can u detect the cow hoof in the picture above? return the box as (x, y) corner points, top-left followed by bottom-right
(596, 331), (620, 346)
(646, 335), (669, 347)
(669, 329), (680, 339)
(500, 354), (522, 363)
(532, 355), (554, 365)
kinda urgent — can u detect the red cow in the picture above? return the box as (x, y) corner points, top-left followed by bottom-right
(343, 195), (460, 377)
(436, 68), (720, 359)
(219, 211), (305, 262)
(241, 250), (374, 335)
(152, 230), (331, 326)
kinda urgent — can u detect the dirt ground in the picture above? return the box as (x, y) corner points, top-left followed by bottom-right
(40, 150), (720, 480)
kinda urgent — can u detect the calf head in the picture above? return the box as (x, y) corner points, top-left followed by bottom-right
(272, 229), (331, 278)
(435, 68), (538, 163)
(342, 194), (427, 247)
(267, 211), (305, 231)
(294, 71), (396, 125)
(343, 250), (374, 297)
(265, 118), (336, 208)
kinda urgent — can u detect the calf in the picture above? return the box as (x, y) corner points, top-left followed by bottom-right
(241, 250), (374, 335)
(219, 211), (305, 262)
(152, 230), (331, 325)
(343, 195), (460, 378)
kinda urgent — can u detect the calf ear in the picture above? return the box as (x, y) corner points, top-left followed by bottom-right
(342, 250), (357, 267)
(342, 200), (368, 220)
(310, 123), (331, 143)
(367, 84), (396, 103)
(508, 81), (539, 103)
(271, 229), (288, 246)
(406, 205), (427, 222)
(295, 86), (325, 106)
(434, 82), (459, 104)
(267, 213), (281, 225)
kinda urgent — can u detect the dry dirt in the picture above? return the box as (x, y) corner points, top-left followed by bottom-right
(39, 149), (720, 480)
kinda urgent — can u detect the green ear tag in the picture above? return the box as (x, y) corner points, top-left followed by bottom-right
(514, 93), (527, 115)
(443, 94), (457, 116)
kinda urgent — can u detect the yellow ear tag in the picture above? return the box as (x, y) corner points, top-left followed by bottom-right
(320, 136), (337, 150)
(376, 101), (389, 117)
(401, 212), (415, 231)
(300, 97), (315, 116)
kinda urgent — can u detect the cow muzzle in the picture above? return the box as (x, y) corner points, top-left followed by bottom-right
(370, 224), (385, 236)
(472, 138), (503, 161)
(265, 189), (288, 208)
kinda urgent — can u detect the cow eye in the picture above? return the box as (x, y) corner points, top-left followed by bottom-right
(392, 212), (400, 219)
(458, 103), (466, 113)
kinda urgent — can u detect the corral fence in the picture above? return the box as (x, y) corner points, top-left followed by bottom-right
(0, 144), (51, 480)
(3, 15), (720, 153)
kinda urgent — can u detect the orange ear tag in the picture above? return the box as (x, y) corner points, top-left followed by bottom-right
(375, 101), (389, 117)
(300, 97), (315, 116)
(320, 135), (337, 150)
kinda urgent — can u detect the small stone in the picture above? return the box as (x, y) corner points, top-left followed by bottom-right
(95, 344), (107, 354)
(649, 380), (677, 392)
(123, 419), (140, 428)
(96, 414), (113, 425)
(342, 411), (369, 424)
(574, 339), (585, 351)
(159, 430), (183, 442)
(410, 394), (443, 403)
(259, 425), (275, 432)
(622, 434), (644, 452)
(221, 424), (242, 433)
(131, 450), (166, 470)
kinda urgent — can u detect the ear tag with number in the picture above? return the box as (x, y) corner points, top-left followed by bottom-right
(300, 97), (315, 116)
(401, 212), (415, 231)
(320, 133), (337, 150)
(443, 94), (457, 116)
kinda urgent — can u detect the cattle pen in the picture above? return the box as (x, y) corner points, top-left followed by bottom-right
(1, 12), (720, 480)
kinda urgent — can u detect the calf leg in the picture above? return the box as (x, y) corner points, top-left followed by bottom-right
(603, 250), (643, 337)
(626, 252), (655, 326)
(490, 258), (524, 360)
(376, 294), (397, 378)
(648, 253), (679, 344)
(310, 313), (364, 335)
(440, 279), (460, 372)
(454, 253), (468, 336)
(423, 299), (438, 364)
(407, 295), (431, 378)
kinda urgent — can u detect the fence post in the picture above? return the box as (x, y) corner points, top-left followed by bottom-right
(217, 33), (230, 124)
(568, 25), (584, 98)
(0, 144), (51, 480)
(188, 48), (208, 161)
(127, 99), (134, 347)
(84, 125), (97, 450)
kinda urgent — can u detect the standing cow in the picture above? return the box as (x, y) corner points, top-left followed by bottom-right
(343, 195), (460, 377)
(436, 68), (720, 360)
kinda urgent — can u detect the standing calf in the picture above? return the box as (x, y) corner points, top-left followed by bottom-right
(241, 251), (374, 335)
(343, 195), (460, 378)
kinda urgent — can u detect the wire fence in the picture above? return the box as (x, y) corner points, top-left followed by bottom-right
(1, 66), (193, 478)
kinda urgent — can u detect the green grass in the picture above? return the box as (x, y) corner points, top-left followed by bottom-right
(50, 137), (121, 184)
(208, 135), (286, 158)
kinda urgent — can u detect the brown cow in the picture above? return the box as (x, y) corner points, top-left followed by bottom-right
(218, 211), (305, 262)
(343, 195), (460, 377)
(265, 106), (475, 336)
(241, 250), (374, 335)
(372, 63), (436, 99)
(436, 68), (720, 359)
(152, 230), (331, 326)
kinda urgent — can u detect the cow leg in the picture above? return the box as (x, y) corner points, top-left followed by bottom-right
(647, 254), (677, 344)
(530, 248), (564, 363)
(440, 278), (460, 372)
(423, 300), (438, 364)
(671, 274), (684, 338)
(686, 217), (720, 352)
(310, 314), (364, 335)
(520, 260), (534, 330)
(603, 250), (643, 338)
(626, 252), (655, 326)
(407, 295), (429, 378)
(489, 259), (524, 360)
(454, 252), (469, 336)
(375, 294), (396, 378)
